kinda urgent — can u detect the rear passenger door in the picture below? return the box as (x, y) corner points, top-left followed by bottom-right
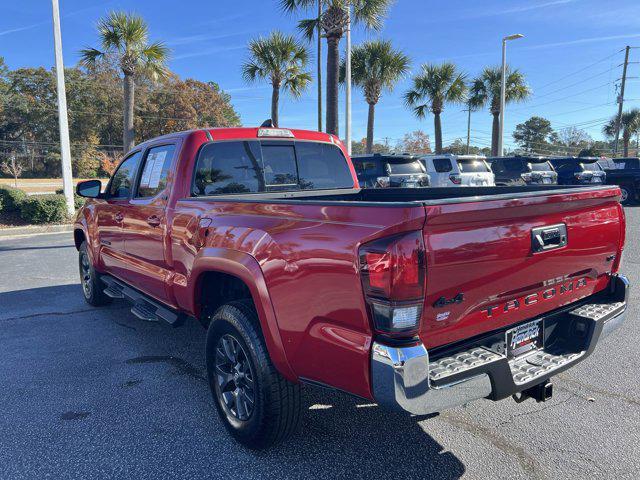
(122, 144), (177, 304)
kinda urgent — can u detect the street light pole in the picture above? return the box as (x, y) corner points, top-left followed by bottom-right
(498, 33), (524, 157)
(51, 0), (75, 217)
(345, 2), (352, 155)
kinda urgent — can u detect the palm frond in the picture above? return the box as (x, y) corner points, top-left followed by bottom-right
(298, 18), (320, 42)
(78, 47), (105, 68)
(351, 0), (393, 31)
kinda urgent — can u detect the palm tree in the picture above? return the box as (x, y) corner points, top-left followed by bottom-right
(79, 12), (169, 152)
(469, 66), (530, 156)
(404, 63), (467, 154)
(603, 108), (640, 156)
(241, 31), (311, 128)
(280, 0), (393, 136)
(340, 40), (410, 153)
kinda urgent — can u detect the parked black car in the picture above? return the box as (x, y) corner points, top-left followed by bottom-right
(598, 157), (640, 204)
(488, 156), (557, 186)
(549, 157), (606, 186)
(351, 153), (430, 188)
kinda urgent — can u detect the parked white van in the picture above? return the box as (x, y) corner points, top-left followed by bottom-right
(420, 154), (495, 187)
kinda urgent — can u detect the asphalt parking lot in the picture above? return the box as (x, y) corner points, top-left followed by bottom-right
(1, 210), (639, 480)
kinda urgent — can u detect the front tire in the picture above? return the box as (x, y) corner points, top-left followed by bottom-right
(205, 301), (301, 449)
(79, 241), (111, 306)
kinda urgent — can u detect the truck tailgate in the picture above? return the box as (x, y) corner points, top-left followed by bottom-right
(421, 186), (624, 349)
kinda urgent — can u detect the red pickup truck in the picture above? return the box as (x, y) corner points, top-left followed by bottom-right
(74, 126), (629, 449)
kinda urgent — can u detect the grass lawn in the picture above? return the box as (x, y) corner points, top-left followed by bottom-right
(0, 178), (109, 194)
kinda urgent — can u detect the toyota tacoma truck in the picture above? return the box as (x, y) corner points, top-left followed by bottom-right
(74, 126), (629, 449)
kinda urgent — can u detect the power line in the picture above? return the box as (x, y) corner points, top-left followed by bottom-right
(532, 50), (621, 92)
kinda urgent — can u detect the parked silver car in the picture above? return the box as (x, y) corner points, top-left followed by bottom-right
(420, 154), (495, 187)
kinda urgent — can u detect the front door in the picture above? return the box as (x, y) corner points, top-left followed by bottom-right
(122, 144), (177, 305)
(96, 150), (143, 279)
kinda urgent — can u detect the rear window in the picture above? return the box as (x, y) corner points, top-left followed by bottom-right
(582, 162), (602, 171)
(296, 142), (354, 190)
(386, 161), (424, 175)
(529, 161), (553, 172)
(458, 159), (489, 173)
(192, 140), (354, 196)
(433, 158), (453, 172)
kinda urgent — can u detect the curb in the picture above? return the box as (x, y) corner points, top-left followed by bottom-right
(0, 224), (73, 239)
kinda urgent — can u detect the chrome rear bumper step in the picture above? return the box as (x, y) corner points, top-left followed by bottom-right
(371, 274), (629, 415)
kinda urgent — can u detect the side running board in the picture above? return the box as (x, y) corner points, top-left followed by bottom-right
(101, 276), (183, 327)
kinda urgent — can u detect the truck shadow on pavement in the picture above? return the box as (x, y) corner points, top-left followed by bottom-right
(0, 284), (465, 479)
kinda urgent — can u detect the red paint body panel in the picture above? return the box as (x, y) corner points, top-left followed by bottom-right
(75, 128), (625, 402)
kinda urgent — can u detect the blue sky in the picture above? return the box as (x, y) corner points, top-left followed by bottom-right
(2, 0), (640, 151)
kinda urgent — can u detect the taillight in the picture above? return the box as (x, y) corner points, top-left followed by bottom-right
(613, 203), (626, 273)
(359, 231), (426, 337)
(449, 174), (462, 185)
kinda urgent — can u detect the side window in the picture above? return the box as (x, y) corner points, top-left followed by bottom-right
(433, 158), (453, 173)
(192, 141), (263, 196)
(296, 142), (354, 190)
(136, 145), (176, 198)
(261, 145), (298, 187)
(108, 151), (142, 198)
(504, 159), (524, 173)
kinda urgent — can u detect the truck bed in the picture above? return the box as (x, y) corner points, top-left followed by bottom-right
(188, 184), (614, 206)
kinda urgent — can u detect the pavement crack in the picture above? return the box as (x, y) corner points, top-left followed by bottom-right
(496, 392), (578, 428)
(440, 412), (545, 480)
(125, 355), (205, 382)
(0, 306), (130, 323)
(557, 375), (640, 407)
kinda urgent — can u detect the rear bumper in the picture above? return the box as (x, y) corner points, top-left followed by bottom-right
(371, 274), (629, 415)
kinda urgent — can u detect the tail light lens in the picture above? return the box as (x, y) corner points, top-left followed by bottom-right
(449, 174), (462, 185)
(359, 231), (426, 337)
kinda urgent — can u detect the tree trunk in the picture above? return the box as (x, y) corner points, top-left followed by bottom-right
(491, 112), (500, 156)
(434, 112), (443, 154)
(271, 83), (280, 127)
(123, 73), (135, 152)
(366, 102), (376, 154)
(623, 130), (630, 157)
(326, 35), (340, 137)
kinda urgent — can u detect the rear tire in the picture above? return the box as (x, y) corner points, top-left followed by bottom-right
(205, 301), (301, 449)
(79, 241), (111, 306)
(619, 185), (635, 205)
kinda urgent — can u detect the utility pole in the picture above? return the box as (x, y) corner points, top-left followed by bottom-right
(51, 0), (75, 217)
(614, 45), (631, 156)
(345, 2), (352, 155)
(465, 106), (472, 154)
(317, 0), (323, 132)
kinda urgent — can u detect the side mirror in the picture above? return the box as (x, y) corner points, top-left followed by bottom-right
(76, 180), (102, 198)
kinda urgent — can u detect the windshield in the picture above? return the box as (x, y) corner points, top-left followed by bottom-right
(582, 162), (602, 171)
(387, 161), (425, 175)
(529, 162), (553, 172)
(458, 159), (489, 173)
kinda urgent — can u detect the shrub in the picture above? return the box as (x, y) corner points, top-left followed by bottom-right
(55, 188), (86, 209)
(0, 185), (27, 212)
(19, 194), (69, 224)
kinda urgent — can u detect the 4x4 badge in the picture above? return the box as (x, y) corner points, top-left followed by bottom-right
(433, 293), (464, 308)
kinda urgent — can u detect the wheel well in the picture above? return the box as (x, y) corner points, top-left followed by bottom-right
(198, 271), (253, 325)
(73, 229), (85, 250)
